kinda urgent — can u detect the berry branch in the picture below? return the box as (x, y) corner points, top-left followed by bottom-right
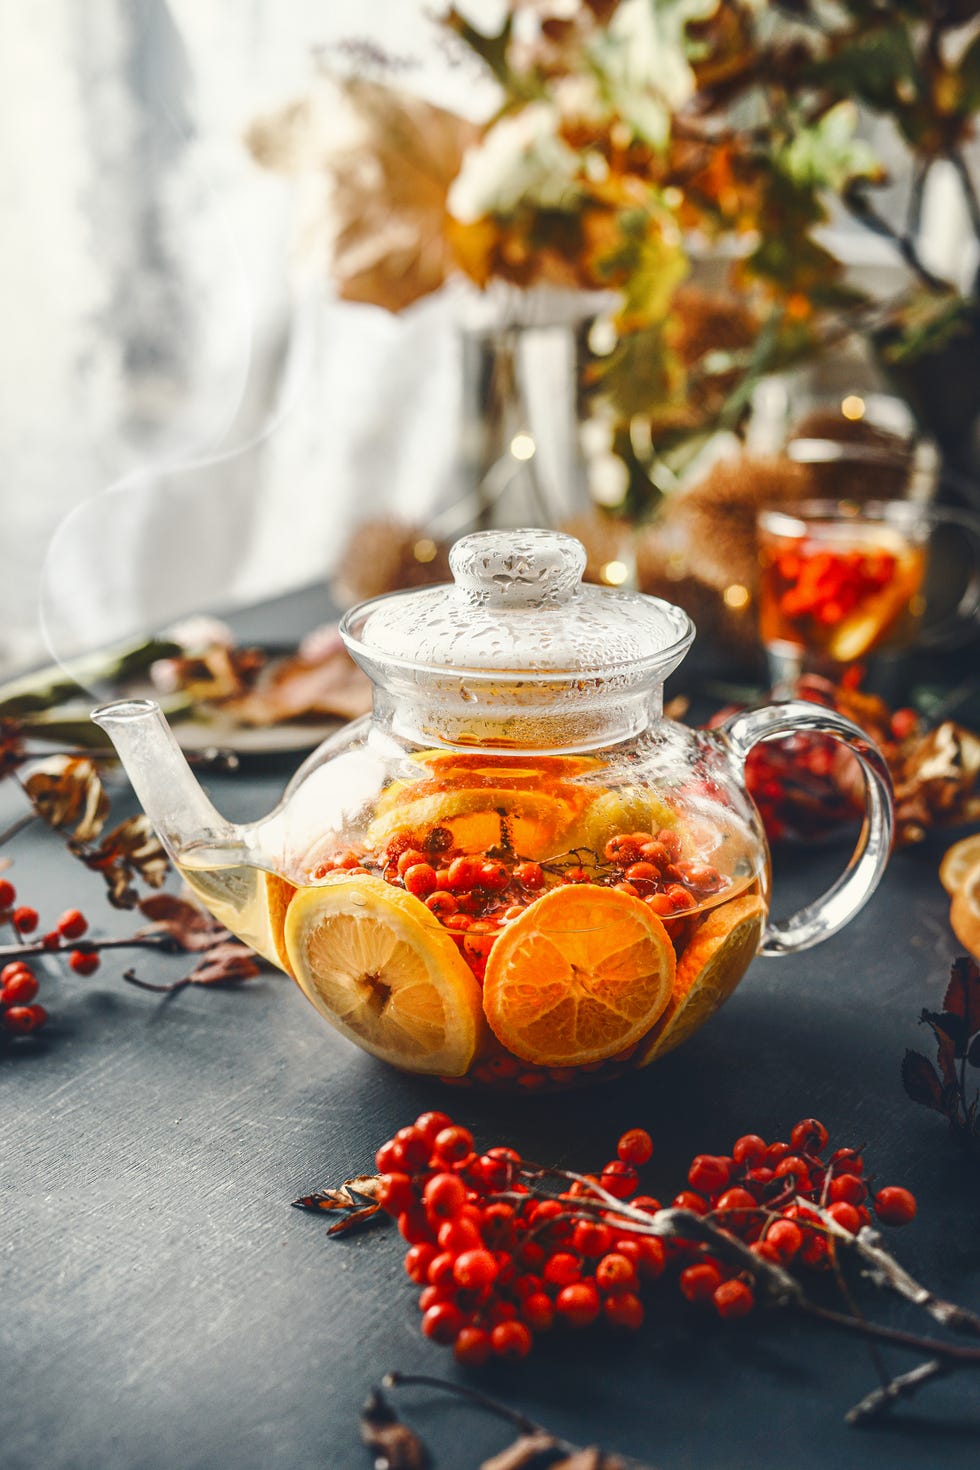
(302, 1114), (980, 1425)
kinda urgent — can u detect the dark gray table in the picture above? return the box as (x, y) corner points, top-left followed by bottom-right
(3, 617), (980, 1468)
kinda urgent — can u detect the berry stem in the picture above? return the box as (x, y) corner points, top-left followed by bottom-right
(797, 1300), (980, 1365)
(809, 1205), (980, 1337)
(383, 1372), (545, 1438)
(0, 811), (38, 848)
(0, 934), (179, 962)
(845, 1359), (948, 1426)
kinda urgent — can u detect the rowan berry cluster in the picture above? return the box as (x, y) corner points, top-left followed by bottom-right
(374, 1112), (918, 1365)
(0, 876), (96, 1038)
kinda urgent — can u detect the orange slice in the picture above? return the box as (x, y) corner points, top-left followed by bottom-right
(638, 893), (766, 1064)
(950, 860), (980, 961)
(482, 885), (675, 1067)
(939, 833), (980, 897)
(283, 874), (485, 1075)
(368, 784), (589, 860)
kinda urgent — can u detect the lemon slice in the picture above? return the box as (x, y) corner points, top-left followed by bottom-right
(939, 833), (980, 897)
(637, 894), (766, 1064)
(283, 874), (484, 1075)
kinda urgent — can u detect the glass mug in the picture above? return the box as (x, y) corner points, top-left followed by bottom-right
(757, 499), (980, 692)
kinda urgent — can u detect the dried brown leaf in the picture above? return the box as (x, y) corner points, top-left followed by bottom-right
(24, 756), (109, 843)
(480, 1433), (563, 1470)
(360, 1389), (429, 1470)
(292, 1174), (386, 1235)
(137, 893), (229, 951)
(185, 943), (261, 986)
(326, 1204), (386, 1237)
(77, 815), (169, 908)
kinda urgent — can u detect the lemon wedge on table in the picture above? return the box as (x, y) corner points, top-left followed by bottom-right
(283, 874), (485, 1075)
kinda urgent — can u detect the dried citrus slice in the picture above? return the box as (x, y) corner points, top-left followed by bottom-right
(482, 885), (675, 1068)
(939, 833), (980, 896)
(637, 893), (766, 1064)
(950, 860), (980, 961)
(283, 874), (484, 1075)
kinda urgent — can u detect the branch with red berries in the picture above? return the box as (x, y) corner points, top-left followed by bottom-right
(298, 1115), (980, 1428)
(0, 883), (264, 1041)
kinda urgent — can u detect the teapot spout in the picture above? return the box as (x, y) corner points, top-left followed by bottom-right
(91, 699), (236, 859)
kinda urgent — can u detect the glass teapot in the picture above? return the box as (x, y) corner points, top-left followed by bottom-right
(92, 530), (893, 1090)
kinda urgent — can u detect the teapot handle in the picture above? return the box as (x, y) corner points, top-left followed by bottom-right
(714, 701), (894, 956)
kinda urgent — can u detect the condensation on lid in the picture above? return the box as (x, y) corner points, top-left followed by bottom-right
(342, 529), (694, 678)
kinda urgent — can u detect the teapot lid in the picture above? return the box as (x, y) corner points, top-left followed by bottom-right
(343, 529), (692, 675)
(340, 530), (694, 749)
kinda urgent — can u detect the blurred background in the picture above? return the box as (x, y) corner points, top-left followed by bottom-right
(3, 0), (980, 686)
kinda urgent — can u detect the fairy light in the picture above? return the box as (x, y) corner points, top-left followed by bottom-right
(413, 538), (438, 563)
(510, 432), (536, 461)
(601, 560), (630, 586)
(841, 395), (866, 421)
(723, 583), (750, 610)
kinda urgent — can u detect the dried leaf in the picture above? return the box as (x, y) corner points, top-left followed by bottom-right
(292, 1174), (386, 1235)
(921, 1007), (968, 1058)
(221, 631), (371, 728)
(184, 943), (261, 986)
(902, 1050), (944, 1112)
(137, 893), (229, 951)
(360, 1389), (429, 1470)
(942, 955), (980, 1042)
(77, 815), (169, 908)
(24, 756), (109, 843)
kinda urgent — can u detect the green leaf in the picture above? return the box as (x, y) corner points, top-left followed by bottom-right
(444, 7), (513, 88)
(807, 23), (919, 115)
(776, 103), (882, 193)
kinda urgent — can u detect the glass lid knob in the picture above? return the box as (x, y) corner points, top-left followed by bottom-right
(449, 529), (587, 609)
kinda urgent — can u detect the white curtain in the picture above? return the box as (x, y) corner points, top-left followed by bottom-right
(0, 0), (489, 674)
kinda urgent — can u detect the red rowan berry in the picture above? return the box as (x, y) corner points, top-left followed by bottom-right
(427, 1252), (456, 1288)
(765, 1141), (792, 1166)
(632, 1236), (666, 1281)
(423, 1172), (466, 1220)
(513, 862), (544, 889)
(543, 1251), (581, 1288)
(426, 891), (458, 919)
(437, 1218), (482, 1255)
(679, 1262), (723, 1302)
(595, 1252), (636, 1294)
(604, 1292), (644, 1329)
(556, 1281), (600, 1327)
(454, 1326), (491, 1367)
(765, 1219), (803, 1261)
(688, 1155), (732, 1196)
(433, 1125), (473, 1164)
(828, 1174), (866, 1206)
(491, 1321), (533, 1359)
(732, 1135), (767, 1168)
(617, 1128), (653, 1166)
(69, 950), (100, 976)
(829, 1147), (864, 1175)
(0, 879), (15, 909)
(572, 1221), (614, 1258)
(404, 863), (437, 898)
(672, 1191), (709, 1215)
(600, 1160), (638, 1199)
(826, 1201), (862, 1234)
(403, 1244), (438, 1283)
(378, 1173), (416, 1216)
(790, 1118), (829, 1155)
(751, 1240), (782, 1266)
(713, 1280), (755, 1319)
(713, 1187), (757, 1225)
(396, 848), (429, 877)
(398, 1210), (435, 1247)
(422, 1302), (465, 1344)
(453, 1249), (498, 1290)
(57, 909), (88, 941)
(631, 1194), (662, 1214)
(773, 1156), (811, 1187)
(1, 970), (38, 1006)
(521, 1291), (555, 1332)
(12, 906), (38, 933)
(873, 1186), (917, 1227)
(393, 1126), (430, 1171)
(375, 1140), (401, 1174)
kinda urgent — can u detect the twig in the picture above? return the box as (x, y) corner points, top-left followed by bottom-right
(0, 811), (37, 848)
(384, 1373), (543, 1438)
(809, 1207), (980, 1337)
(0, 933), (180, 962)
(843, 186), (950, 294)
(846, 1359), (949, 1426)
(951, 150), (980, 246)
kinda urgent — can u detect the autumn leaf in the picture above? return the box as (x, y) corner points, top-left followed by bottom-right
(137, 893), (230, 951)
(292, 1174), (386, 1236)
(183, 943), (261, 986)
(901, 1050), (944, 1112)
(23, 756), (109, 844)
(942, 955), (980, 1043)
(77, 814), (169, 909)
